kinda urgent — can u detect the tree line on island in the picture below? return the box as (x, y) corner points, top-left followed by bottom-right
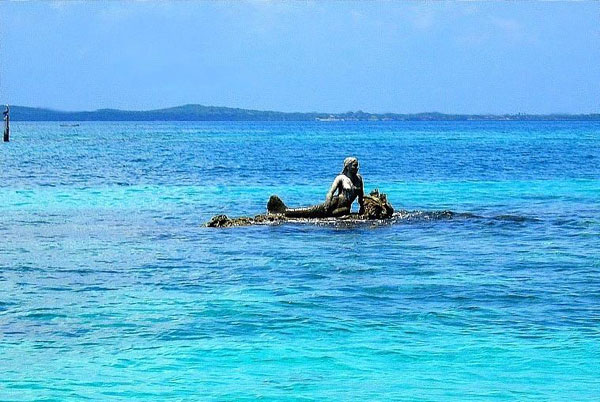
(6, 104), (600, 121)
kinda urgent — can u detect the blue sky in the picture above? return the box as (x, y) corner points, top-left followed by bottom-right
(0, 1), (598, 114)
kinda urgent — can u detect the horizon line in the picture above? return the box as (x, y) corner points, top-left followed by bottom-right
(4, 104), (600, 116)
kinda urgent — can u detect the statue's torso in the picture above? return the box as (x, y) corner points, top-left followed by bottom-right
(337, 174), (362, 206)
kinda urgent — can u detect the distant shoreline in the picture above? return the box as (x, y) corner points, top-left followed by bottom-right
(6, 105), (600, 121)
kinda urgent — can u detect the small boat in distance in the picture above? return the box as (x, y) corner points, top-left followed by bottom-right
(60, 123), (80, 127)
(316, 115), (344, 122)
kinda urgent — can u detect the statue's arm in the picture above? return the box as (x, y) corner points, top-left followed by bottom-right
(358, 174), (365, 214)
(325, 176), (341, 206)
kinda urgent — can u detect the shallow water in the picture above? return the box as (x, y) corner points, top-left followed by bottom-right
(1, 121), (599, 400)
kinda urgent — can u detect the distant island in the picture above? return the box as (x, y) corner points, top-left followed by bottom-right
(7, 104), (600, 121)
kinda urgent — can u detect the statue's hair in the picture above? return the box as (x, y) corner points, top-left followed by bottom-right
(341, 157), (358, 174)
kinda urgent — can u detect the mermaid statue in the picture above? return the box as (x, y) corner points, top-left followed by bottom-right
(206, 157), (394, 227)
(267, 157), (365, 218)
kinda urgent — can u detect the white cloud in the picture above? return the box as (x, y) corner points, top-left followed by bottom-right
(490, 16), (539, 44)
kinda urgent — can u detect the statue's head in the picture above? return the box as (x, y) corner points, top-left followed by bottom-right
(342, 157), (359, 175)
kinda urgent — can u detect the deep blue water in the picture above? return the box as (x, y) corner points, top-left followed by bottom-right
(1, 121), (599, 400)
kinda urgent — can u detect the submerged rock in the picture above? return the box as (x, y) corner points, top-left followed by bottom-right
(206, 214), (283, 228)
(205, 214), (253, 228)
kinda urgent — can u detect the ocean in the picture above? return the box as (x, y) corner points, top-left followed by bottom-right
(1, 121), (599, 400)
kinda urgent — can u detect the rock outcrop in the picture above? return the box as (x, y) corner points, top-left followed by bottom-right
(206, 189), (395, 228)
(361, 189), (394, 220)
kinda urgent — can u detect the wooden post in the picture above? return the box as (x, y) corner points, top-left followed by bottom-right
(3, 105), (9, 142)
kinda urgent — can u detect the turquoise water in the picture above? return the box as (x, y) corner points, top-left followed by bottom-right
(1, 121), (599, 400)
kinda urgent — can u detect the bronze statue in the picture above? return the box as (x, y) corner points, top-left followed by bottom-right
(206, 157), (395, 227)
(268, 157), (365, 218)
